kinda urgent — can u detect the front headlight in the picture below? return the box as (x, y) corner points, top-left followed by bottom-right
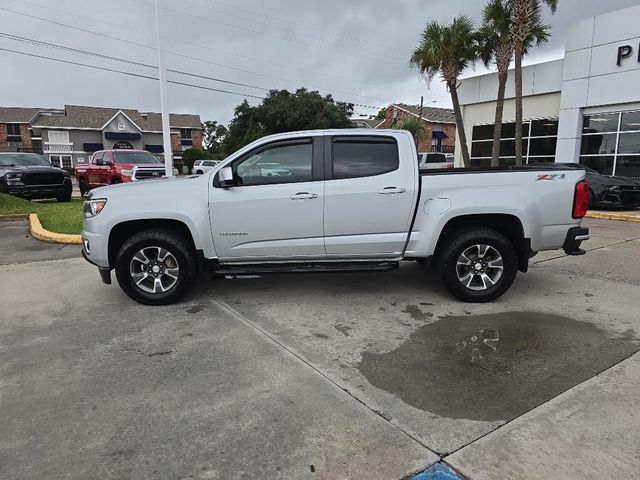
(4, 172), (23, 184)
(120, 169), (134, 177)
(83, 199), (107, 218)
(172, 167), (179, 176)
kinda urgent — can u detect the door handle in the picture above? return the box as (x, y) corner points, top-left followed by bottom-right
(290, 192), (318, 200)
(378, 187), (406, 195)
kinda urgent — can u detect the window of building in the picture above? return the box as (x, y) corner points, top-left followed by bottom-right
(48, 130), (69, 143)
(180, 128), (192, 139)
(7, 124), (21, 136)
(332, 137), (398, 179)
(470, 119), (558, 167)
(49, 154), (72, 169)
(580, 111), (640, 177)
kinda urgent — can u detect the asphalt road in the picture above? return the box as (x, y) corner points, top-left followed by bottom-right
(1, 218), (639, 479)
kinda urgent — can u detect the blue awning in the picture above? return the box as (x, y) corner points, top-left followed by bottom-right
(145, 144), (164, 153)
(105, 132), (141, 140)
(432, 131), (448, 140)
(181, 138), (193, 146)
(83, 143), (104, 152)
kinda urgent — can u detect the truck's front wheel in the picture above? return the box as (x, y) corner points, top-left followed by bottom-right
(439, 227), (518, 303)
(115, 229), (198, 305)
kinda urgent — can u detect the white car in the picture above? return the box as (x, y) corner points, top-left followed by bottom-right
(82, 129), (590, 305)
(193, 160), (220, 175)
(418, 152), (454, 170)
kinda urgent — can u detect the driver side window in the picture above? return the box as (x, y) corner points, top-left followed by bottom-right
(92, 152), (103, 165)
(235, 141), (313, 186)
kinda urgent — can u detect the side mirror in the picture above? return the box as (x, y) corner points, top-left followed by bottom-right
(218, 166), (235, 187)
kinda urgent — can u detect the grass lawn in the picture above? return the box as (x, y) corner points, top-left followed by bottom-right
(0, 193), (83, 235)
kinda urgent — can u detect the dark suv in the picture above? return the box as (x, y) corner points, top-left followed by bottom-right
(0, 152), (72, 202)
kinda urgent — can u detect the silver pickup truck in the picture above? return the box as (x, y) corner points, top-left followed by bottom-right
(82, 129), (590, 305)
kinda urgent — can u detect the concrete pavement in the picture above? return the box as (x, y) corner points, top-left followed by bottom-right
(1, 217), (639, 479)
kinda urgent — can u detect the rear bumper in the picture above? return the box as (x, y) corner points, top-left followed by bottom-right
(563, 227), (589, 256)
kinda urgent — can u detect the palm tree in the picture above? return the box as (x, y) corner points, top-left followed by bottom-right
(397, 116), (426, 148)
(411, 16), (477, 167)
(510, 0), (558, 165)
(478, 0), (549, 167)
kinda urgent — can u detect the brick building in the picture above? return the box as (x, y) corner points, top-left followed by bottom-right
(0, 105), (203, 169)
(377, 104), (457, 153)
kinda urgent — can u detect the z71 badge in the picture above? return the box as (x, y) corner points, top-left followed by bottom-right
(536, 174), (566, 181)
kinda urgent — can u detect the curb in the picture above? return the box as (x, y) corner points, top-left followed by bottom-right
(586, 211), (640, 223)
(29, 213), (82, 245)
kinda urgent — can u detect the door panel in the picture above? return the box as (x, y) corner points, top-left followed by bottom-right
(210, 138), (325, 261)
(323, 135), (418, 257)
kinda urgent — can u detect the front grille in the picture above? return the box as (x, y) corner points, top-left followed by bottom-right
(22, 172), (65, 185)
(133, 168), (166, 181)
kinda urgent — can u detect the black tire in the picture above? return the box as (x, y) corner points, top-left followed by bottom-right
(56, 190), (72, 202)
(438, 227), (518, 303)
(111, 178), (121, 184)
(195, 170), (203, 175)
(115, 229), (198, 305)
(79, 178), (89, 196)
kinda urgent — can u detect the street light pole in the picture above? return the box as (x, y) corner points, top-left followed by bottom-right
(154, 0), (173, 177)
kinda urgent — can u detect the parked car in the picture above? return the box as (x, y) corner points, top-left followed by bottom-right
(76, 150), (177, 195)
(582, 166), (640, 209)
(82, 129), (589, 305)
(419, 152), (454, 170)
(193, 160), (221, 175)
(0, 152), (72, 202)
(541, 163), (640, 210)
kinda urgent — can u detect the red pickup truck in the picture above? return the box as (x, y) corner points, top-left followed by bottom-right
(76, 150), (172, 195)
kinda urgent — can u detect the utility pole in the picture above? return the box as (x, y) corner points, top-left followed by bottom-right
(419, 96), (424, 120)
(154, 0), (173, 177)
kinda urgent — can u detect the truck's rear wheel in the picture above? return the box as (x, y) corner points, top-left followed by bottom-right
(438, 227), (517, 303)
(115, 229), (197, 305)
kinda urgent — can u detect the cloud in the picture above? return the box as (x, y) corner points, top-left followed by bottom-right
(1, 0), (638, 124)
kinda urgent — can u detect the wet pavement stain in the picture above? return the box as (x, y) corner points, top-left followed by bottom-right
(186, 304), (205, 314)
(358, 311), (639, 422)
(401, 305), (433, 321)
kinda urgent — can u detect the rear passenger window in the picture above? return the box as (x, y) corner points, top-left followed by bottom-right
(332, 137), (399, 179)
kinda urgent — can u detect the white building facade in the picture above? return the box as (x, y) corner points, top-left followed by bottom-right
(456, 4), (640, 178)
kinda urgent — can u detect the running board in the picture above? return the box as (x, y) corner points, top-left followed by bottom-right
(212, 261), (399, 276)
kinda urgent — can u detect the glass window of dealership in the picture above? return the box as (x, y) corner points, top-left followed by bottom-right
(458, 4), (640, 178)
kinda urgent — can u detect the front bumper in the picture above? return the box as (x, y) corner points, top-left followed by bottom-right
(82, 247), (112, 284)
(563, 227), (589, 256)
(596, 187), (640, 209)
(4, 183), (71, 199)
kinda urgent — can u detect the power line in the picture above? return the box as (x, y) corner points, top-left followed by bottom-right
(131, 0), (404, 67)
(0, 32), (270, 92)
(0, 33), (384, 110)
(0, 6), (395, 107)
(0, 47), (266, 100)
(200, 0), (407, 54)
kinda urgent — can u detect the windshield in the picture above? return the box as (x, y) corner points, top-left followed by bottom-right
(114, 151), (161, 164)
(0, 153), (51, 167)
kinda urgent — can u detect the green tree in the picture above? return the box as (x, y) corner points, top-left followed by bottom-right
(224, 88), (354, 152)
(510, 0), (558, 165)
(376, 107), (388, 120)
(202, 120), (228, 155)
(411, 16), (477, 167)
(182, 147), (211, 173)
(396, 116), (425, 148)
(478, 0), (549, 166)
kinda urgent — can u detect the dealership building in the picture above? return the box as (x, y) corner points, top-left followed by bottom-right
(455, 4), (640, 177)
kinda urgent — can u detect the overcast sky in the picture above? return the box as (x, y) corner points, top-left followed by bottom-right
(1, 0), (639, 124)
